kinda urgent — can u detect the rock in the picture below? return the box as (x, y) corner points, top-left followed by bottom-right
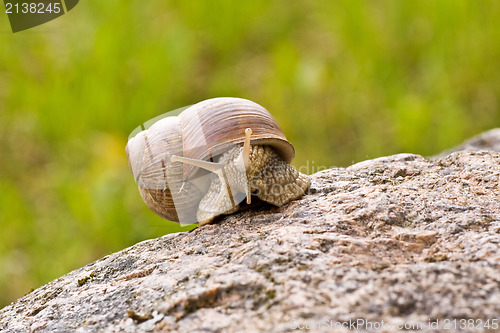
(1, 148), (500, 332)
(432, 128), (500, 158)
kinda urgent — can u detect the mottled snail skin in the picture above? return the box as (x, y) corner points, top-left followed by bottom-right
(126, 97), (310, 226)
(196, 145), (310, 225)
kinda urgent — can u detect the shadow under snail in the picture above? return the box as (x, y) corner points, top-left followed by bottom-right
(126, 97), (310, 226)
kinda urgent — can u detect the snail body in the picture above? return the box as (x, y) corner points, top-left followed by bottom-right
(126, 97), (309, 226)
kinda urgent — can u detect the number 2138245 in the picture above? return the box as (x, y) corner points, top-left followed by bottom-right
(5, 2), (61, 14)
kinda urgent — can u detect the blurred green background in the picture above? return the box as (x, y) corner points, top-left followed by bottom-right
(1, 0), (499, 308)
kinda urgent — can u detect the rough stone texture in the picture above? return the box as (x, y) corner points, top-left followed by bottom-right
(432, 128), (500, 158)
(1, 133), (500, 332)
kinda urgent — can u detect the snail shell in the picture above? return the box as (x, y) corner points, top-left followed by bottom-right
(126, 97), (309, 225)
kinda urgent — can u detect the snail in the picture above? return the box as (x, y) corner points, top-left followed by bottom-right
(126, 97), (310, 226)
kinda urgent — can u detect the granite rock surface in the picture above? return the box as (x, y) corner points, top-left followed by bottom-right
(1, 131), (499, 333)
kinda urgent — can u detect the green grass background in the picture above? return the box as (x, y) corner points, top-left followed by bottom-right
(1, 0), (499, 308)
